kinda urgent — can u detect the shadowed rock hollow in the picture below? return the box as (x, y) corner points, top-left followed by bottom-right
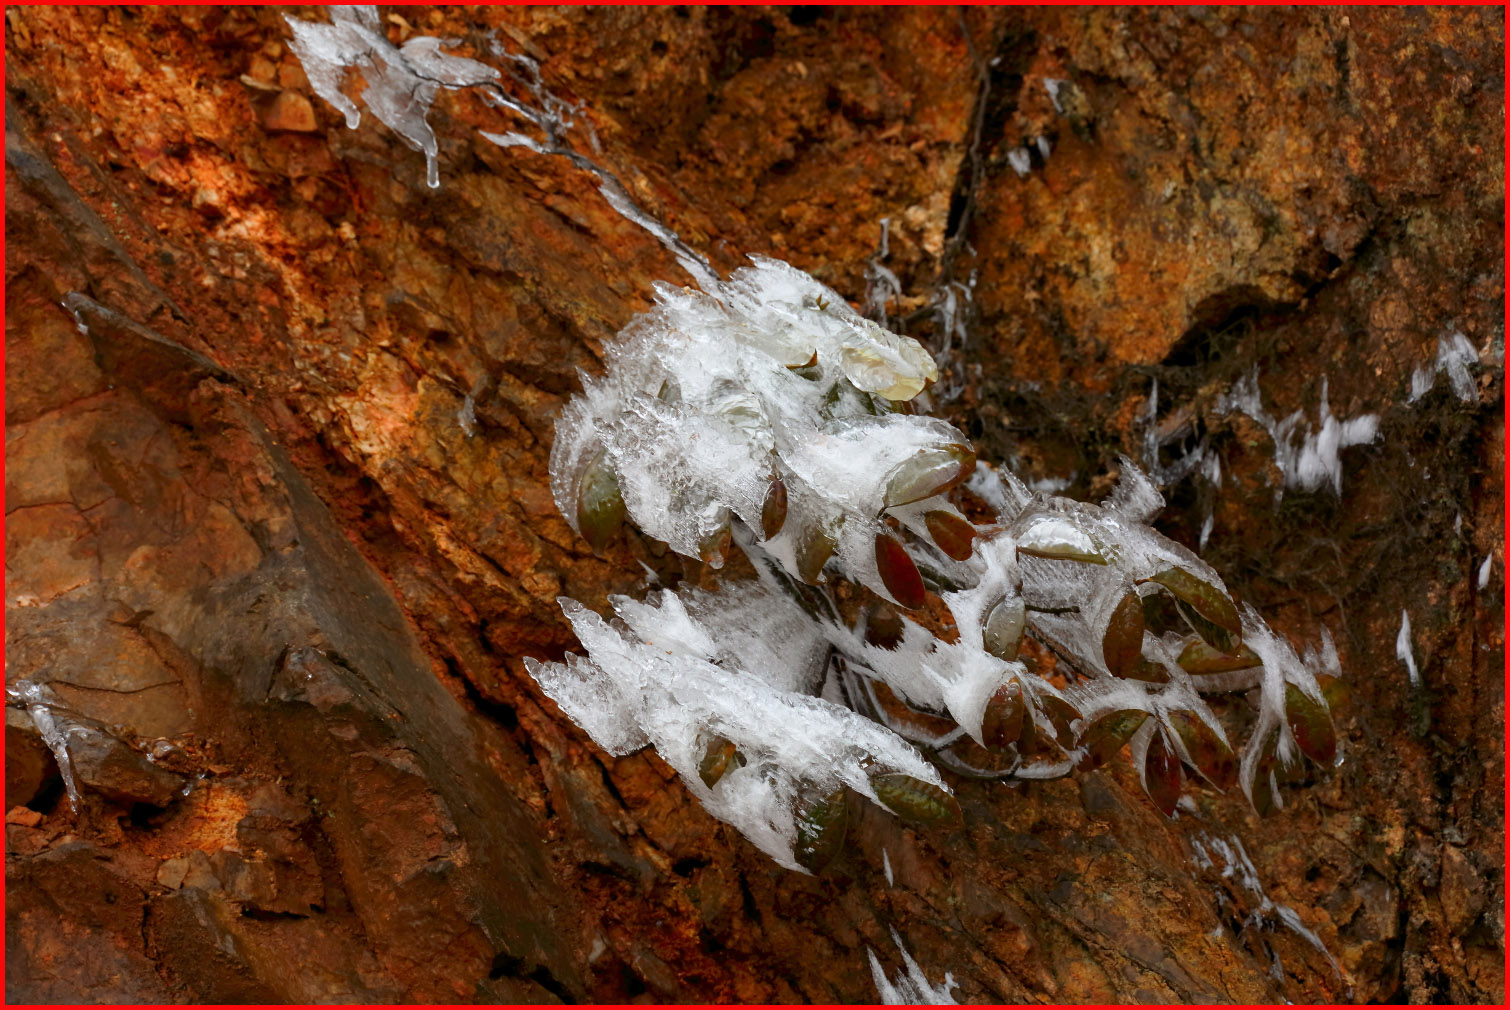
(5, 6), (1503, 1003)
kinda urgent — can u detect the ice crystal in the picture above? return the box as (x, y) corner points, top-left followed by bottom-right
(1396, 608), (1419, 687)
(1190, 831), (1342, 984)
(285, 6), (499, 188)
(1409, 330), (1479, 404)
(532, 256), (1344, 867)
(1221, 370), (1377, 497)
(868, 930), (959, 1005)
(6, 680), (84, 811)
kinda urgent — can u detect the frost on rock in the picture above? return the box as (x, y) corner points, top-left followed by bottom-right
(1396, 608), (1419, 687)
(1220, 370), (1377, 498)
(1409, 330), (1479, 403)
(868, 930), (959, 1005)
(285, 5), (499, 187)
(535, 254), (1345, 869)
(1190, 831), (1343, 987)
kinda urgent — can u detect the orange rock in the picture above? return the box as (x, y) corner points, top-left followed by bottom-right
(261, 89), (317, 133)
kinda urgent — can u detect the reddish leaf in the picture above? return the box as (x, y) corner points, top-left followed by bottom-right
(875, 532), (926, 610)
(760, 477), (788, 540)
(697, 515), (732, 567)
(863, 603), (905, 650)
(1284, 682), (1337, 765)
(1143, 731), (1182, 817)
(981, 681), (1025, 750)
(1039, 695), (1081, 749)
(1102, 591), (1145, 677)
(1251, 766), (1277, 816)
(1167, 709), (1236, 790)
(869, 680), (959, 742)
(924, 510), (976, 561)
(1077, 710), (1148, 771)
(1119, 657), (1171, 684)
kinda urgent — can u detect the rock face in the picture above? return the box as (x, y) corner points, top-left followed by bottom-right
(4, 6), (1502, 1004)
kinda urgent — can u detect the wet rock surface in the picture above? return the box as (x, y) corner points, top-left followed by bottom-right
(5, 6), (1502, 1003)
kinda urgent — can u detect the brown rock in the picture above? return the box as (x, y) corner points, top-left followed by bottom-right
(261, 89), (317, 133)
(64, 727), (186, 808)
(6, 806), (44, 828)
(4, 709), (56, 808)
(1440, 845), (1486, 936)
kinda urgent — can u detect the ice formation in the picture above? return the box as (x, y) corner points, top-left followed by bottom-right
(1408, 331), (1479, 404)
(6, 680), (83, 811)
(1190, 831), (1342, 983)
(285, 7), (720, 289)
(1220, 370), (1378, 497)
(531, 256), (1344, 869)
(868, 930), (959, 1005)
(1396, 608), (1419, 687)
(285, 6), (499, 188)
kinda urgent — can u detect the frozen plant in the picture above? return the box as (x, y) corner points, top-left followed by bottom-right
(529, 257), (1347, 871)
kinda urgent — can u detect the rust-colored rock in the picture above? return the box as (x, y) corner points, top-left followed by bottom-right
(259, 88), (318, 133)
(4, 5), (1502, 1004)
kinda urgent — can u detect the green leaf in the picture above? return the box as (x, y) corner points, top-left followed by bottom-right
(1144, 568), (1241, 650)
(883, 445), (975, 508)
(795, 522), (837, 584)
(697, 735), (744, 788)
(1077, 710), (1148, 771)
(870, 773), (961, 827)
(982, 596), (1026, 661)
(576, 450), (626, 554)
(794, 788), (849, 873)
(1176, 638), (1262, 674)
(1013, 514), (1108, 564)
